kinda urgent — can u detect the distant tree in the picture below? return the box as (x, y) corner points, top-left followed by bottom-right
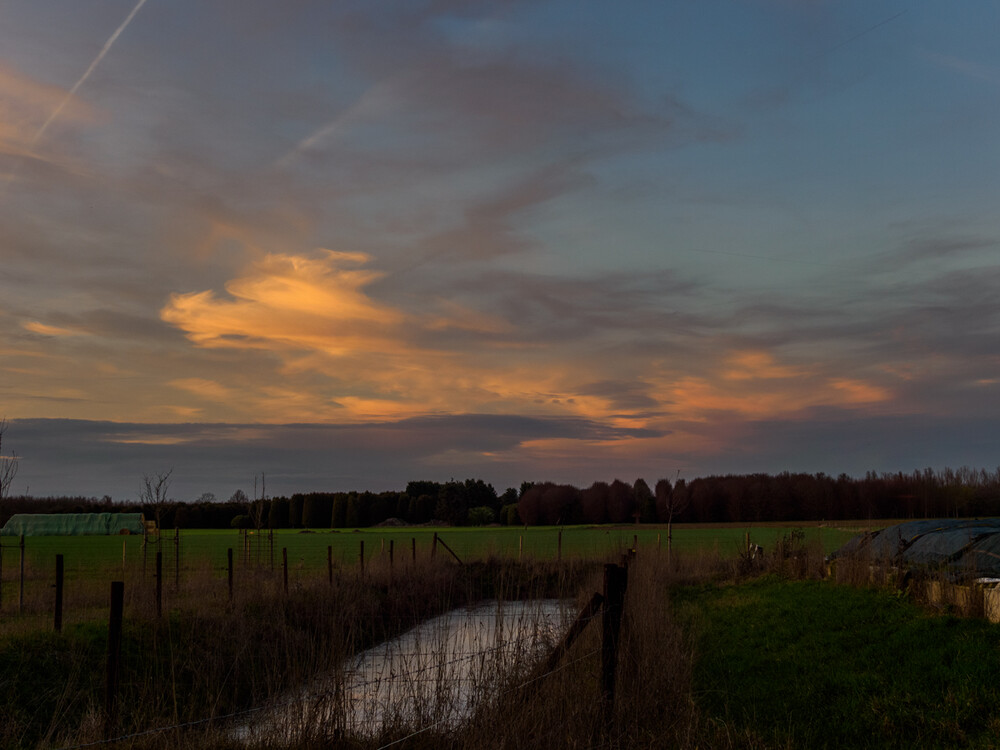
(0, 418), (19, 506)
(139, 469), (173, 530)
(500, 503), (520, 525)
(197, 492), (217, 504)
(229, 489), (248, 504)
(249, 474), (267, 531)
(289, 494), (304, 527)
(517, 486), (542, 526)
(606, 480), (635, 524)
(331, 494), (347, 528)
(581, 482), (610, 524)
(657, 474), (689, 562)
(468, 506), (496, 526)
(500, 487), (519, 507)
(634, 478), (655, 523)
(268, 497), (289, 528)
(345, 494), (360, 527)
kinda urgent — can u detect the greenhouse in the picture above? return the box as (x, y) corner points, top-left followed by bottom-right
(0, 512), (145, 536)
(832, 518), (1000, 579)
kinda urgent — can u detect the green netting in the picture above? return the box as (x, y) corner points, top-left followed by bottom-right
(0, 513), (145, 536)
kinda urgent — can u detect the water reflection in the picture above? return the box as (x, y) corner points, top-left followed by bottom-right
(238, 599), (570, 744)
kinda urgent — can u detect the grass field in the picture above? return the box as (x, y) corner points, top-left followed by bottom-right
(675, 577), (1000, 749)
(0, 522), (865, 582)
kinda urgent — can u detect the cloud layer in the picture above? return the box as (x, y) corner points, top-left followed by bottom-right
(1, 1), (999, 496)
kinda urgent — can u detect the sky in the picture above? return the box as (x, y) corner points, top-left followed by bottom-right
(1, 0), (999, 502)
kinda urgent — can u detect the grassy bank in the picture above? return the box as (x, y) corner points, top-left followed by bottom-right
(675, 578), (1000, 749)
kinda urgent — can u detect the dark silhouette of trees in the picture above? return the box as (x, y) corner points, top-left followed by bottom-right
(6, 466), (1000, 530)
(581, 481), (609, 524)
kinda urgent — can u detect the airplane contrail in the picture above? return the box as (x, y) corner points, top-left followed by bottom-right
(0, 0), (149, 196)
(30, 0), (149, 149)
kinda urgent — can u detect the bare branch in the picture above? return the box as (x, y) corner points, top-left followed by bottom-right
(0, 417), (20, 501)
(139, 468), (173, 529)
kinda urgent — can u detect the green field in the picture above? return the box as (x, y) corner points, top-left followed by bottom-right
(0, 523), (863, 582)
(675, 577), (1000, 748)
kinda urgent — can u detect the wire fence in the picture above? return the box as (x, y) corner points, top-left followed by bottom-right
(53, 607), (607, 750)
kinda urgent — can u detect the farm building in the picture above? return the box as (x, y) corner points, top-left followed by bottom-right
(0, 512), (146, 536)
(832, 518), (1000, 580)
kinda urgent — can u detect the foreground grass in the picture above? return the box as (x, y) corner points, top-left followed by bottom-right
(676, 578), (1000, 749)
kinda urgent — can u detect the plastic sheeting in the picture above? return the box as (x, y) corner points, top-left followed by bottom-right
(0, 512), (145, 536)
(833, 518), (1000, 579)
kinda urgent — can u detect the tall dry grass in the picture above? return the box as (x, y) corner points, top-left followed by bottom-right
(1, 538), (843, 750)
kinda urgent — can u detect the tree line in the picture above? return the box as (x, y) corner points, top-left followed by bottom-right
(3, 467), (1000, 529)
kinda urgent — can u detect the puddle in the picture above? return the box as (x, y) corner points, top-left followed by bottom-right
(236, 599), (571, 743)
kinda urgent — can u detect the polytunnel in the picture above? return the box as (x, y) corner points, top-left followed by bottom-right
(831, 518), (1000, 580)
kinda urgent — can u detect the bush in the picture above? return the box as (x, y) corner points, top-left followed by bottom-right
(230, 514), (250, 529)
(467, 506), (496, 526)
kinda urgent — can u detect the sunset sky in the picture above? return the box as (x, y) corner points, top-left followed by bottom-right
(2, 1), (999, 501)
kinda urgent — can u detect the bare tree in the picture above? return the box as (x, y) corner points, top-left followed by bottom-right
(139, 469), (173, 531)
(0, 417), (18, 504)
(249, 473), (267, 531)
(656, 472), (689, 563)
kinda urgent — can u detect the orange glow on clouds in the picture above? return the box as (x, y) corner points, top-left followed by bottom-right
(22, 321), (87, 337)
(160, 251), (895, 437)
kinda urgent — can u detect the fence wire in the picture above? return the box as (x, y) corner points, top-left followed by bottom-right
(55, 607), (603, 750)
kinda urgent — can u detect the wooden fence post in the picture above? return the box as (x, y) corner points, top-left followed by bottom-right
(173, 527), (179, 591)
(282, 548), (288, 594)
(389, 539), (394, 569)
(432, 533), (438, 559)
(105, 581), (124, 739)
(19, 535), (25, 614)
(155, 551), (162, 618)
(601, 563), (628, 725)
(411, 537), (416, 563)
(0, 541), (4, 611)
(327, 546), (333, 586)
(54, 554), (64, 632)
(359, 540), (365, 574)
(227, 548), (233, 601)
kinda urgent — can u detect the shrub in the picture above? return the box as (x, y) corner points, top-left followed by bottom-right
(468, 506), (496, 526)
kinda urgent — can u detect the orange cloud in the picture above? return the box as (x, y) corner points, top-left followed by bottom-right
(162, 251), (403, 357)
(723, 350), (803, 380)
(660, 352), (891, 420)
(160, 251), (895, 449)
(22, 321), (88, 337)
